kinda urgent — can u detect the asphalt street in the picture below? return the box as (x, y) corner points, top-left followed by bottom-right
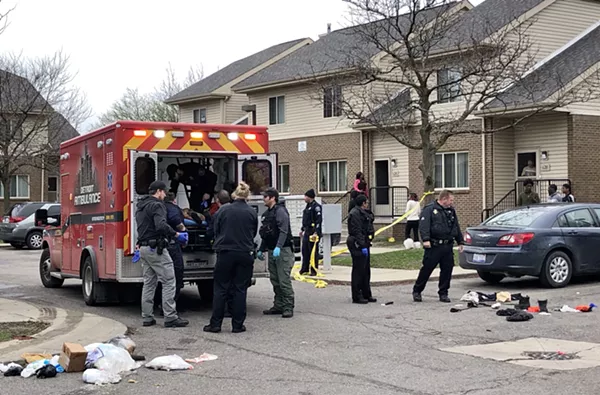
(2, 247), (600, 394)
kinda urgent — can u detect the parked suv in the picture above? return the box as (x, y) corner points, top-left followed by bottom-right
(0, 202), (59, 249)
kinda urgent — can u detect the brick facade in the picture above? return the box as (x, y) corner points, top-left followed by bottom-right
(568, 115), (600, 202)
(1, 156), (60, 210)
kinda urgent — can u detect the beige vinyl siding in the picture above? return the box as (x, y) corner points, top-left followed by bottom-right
(562, 64), (600, 116)
(370, 132), (409, 186)
(225, 94), (249, 124)
(249, 84), (355, 141)
(492, 122), (515, 202)
(179, 99), (223, 124)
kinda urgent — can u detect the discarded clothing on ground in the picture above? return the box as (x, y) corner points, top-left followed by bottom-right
(3, 364), (23, 377)
(36, 364), (57, 379)
(496, 291), (512, 303)
(460, 291), (480, 306)
(496, 308), (518, 317)
(106, 335), (136, 355)
(506, 311), (534, 322)
(477, 292), (497, 302)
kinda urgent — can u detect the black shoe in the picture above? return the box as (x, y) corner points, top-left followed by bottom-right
(263, 307), (283, 315)
(165, 318), (189, 328)
(439, 295), (451, 303)
(203, 325), (221, 333)
(282, 311), (294, 318)
(353, 298), (369, 304)
(413, 292), (422, 302)
(232, 326), (246, 333)
(143, 319), (156, 327)
(367, 297), (377, 303)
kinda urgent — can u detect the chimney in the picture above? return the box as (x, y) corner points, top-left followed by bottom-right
(319, 23), (332, 39)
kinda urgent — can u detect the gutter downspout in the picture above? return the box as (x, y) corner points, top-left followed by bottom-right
(359, 129), (364, 173)
(41, 156), (45, 201)
(481, 118), (486, 209)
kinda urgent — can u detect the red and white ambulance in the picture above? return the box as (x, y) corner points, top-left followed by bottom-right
(37, 121), (276, 305)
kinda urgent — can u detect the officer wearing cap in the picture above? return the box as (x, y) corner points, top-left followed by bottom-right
(258, 187), (295, 318)
(412, 190), (464, 303)
(300, 189), (322, 275)
(136, 180), (189, 328)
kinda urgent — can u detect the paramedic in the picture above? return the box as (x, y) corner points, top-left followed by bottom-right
(259, 187), (295, 318)
(300, 189), (322, 275)
(136, 180), (189, 328)
(204, 182), (258, 333)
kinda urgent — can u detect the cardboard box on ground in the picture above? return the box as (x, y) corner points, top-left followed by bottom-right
(58, 342), (88, 373)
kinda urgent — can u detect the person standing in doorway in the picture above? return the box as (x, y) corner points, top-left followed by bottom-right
(562, 184), (575, 202)
(518, 179), (540, 206)
(404, 193), (421, 241)
(259, 187), (295, 318)
(521, 160), (536, 177)
(204, 182), (258, 333)
(347, 194), (376, 304)
(300, 189), (322, 276)
(412, 190), (464, 303)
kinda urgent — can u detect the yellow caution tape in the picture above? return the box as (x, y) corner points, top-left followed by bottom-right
(292, 191), (434, 288)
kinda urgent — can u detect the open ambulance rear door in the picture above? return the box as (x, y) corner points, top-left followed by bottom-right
(130, 150), (158, 253)
(237, 153), (278, 195)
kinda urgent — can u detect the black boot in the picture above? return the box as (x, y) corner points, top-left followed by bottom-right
(439, 295), (451, 303)
(413, 292), (422, 302)
(353, 298), (368, 304)
(538, 299), (548, 313)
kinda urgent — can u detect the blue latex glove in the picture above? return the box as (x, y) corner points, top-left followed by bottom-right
(176, 232), (189, 244)
(201, 220), (208, 226)
(132, 249), (141, 263)
(361, 248), (369, 257)
(273, 247), (281, 258)
(257, 251), (265, 261)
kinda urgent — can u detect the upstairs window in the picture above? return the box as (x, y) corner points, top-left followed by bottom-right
(269, 96), (285, 125)
(437, 69), (462, 103)
(323, 86), (342, 118)
(193, 109), (207, 123)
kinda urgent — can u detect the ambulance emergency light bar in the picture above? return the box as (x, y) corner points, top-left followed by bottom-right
(132, 129), (256, 141)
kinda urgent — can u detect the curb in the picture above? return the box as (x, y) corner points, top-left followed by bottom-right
(324, 272), (479, 287)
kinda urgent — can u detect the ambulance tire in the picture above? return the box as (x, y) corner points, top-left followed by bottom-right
(82, 257), (102, 306)
(40, 248), (64, 288)
(197, 280), (214, 303)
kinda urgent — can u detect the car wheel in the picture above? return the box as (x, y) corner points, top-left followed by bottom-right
(39, 248), (64, 288)
(477, 271), (505, 285)
(540, 250), (572, 288)
(82, 257), (99, 306)
(197, 280), (214, 303)
(11, 243), (24, 249)
(26, 231), (43, 250)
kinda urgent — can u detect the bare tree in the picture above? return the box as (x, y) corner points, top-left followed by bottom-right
(97, 63), (203, 126)
(0, 50), (91, 211)
(307, 0), (600, 195)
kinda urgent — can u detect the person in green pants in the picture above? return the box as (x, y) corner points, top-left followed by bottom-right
(258, 187), (295, 318)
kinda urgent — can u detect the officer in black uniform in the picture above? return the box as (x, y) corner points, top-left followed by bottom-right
(347, 194), (376, 304)
(300, 189), (322, 275)
(412, 190), (464, 303)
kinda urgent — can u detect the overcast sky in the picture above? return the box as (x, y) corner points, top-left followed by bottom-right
(0, 0), (484, 130)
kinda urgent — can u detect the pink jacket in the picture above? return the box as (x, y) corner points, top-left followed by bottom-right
(353, 179), (368, 197)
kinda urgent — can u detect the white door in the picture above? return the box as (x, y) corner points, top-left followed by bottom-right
(237, 153), (278, 196)
(130, 150), (158, 252)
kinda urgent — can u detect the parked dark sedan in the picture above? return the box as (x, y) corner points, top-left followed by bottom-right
(459, 203), (600, 288)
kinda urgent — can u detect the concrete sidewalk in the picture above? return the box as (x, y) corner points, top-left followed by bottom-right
(0, 298), (126, 362)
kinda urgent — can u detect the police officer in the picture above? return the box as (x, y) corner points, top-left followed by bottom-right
(300, 189), (322, 275)
(136, 181), (189, 328)
(204, 182), (258, 333)
(259, 187), (295, 318)
(412, 190), (464, 303)
(347, 194), (376, 304)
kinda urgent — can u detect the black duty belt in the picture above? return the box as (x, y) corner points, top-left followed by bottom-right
(139, 239), (166, 247)
(431, 239), (453, 245)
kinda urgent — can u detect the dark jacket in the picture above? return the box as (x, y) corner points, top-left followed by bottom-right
(213, 200), (258, 252)
(301, 200), (322, 236)
(135, 196), (177, 242)
(206, 202), (229, 242)
(419, 201), (463, 245)
(165, 201), (184, 232)
(259, 203), (293, 251)
(346, 206), (374, 251)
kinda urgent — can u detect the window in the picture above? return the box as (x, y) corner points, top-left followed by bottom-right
(0, 120), (23, 141)
(323, 86), (342, 118)
(0, 175), (30, 198)
(48, 176), (58, 192)
(269, 96), (285, 125)
(193, 109), (206, 123)
(243, 160), (272, 195)
(279, 164), (290, 193)
(134, 157), (156, 195)
(318, 160), (347, 193)
(437, 68), (462, 103)
(559, 209), (596, 228)
(435, 152), (468, 189)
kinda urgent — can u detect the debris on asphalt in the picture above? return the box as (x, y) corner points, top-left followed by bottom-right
(527, 306), (540, 313)
(558, 305), (580, 313)
(84, 343), (140, 375)
(36, 364), (57, 379)
(575, 304), (597, 312)
(146, 355), (193, 371)
(3, 364), (23, 376)
(496, 309), (518, 317)
(506, 311), (534, 322)
(460, 291), (479, 306)
(106, 335), (136, 355)
(82, 368), (122, 385)
(491, 303), (501, 309)
(58, 342), (88, 373)
(538, 299), (549, 313)
(381, 301), (394, 306)
(22, 353), (52, 363)
(496, 292), (511, 303)
(185, 353), (218, 363)
(128, 379), (138, 384)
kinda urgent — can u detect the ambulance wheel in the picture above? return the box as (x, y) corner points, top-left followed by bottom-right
(82, 257), (100, 306)
(40, 248), (63, 288)
(197, 280), (214, 303)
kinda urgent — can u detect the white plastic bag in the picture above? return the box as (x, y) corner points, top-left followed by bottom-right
(146, 355), (193, 371)
(413, 241), (422, 249)
(90, 344), (139, 374)
(82, 368), (121, 385)
(403, 238), (415, 249)
(21, 359), (48, 378)
(0, 362), (20, 373)
(185, 353), (218, 363)
(106, 335), (136, 354)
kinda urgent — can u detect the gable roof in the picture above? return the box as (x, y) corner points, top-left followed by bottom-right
(0, 70), (50, 113)
(484, 22), (600, 111)
(359, 88), (412, 126)
(166, 38), (310, 104)
(48, 112), (79, 150)
(233, 3), (456, 92)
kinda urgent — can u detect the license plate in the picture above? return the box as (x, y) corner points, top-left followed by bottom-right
(186, 260), (209, 269)
(473, 253), (487, 263)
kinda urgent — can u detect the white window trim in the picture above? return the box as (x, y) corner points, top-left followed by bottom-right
(437, 68), (462, 104)
(515, 149), (540, 179)
(193, 108), (207, 124)
(434, 151), (469, 191)
(323, 86), (343, 118)
(0, 175), (31, 199)
(278, 163), (290, 195)
(317, 160), (348, 194)
(268, 96), (286, 125)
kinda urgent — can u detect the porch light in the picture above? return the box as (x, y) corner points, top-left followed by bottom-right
(391, 159), (397, 168)
(191, 132), (203, 139)
(154, 130), (166, 138)
(227, 132), (239, 141)
(133, 130), (147, 137)
(541, 151), (548, 160)
(244, 133), (256, 140)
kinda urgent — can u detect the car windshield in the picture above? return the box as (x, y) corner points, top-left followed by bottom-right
(16, 203), (45, 218)
(485, 207), (549, 227)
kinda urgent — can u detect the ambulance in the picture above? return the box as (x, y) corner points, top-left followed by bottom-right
(36, 121), (276, 305)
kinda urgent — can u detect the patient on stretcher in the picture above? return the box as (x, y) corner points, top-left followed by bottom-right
(182, 208), (209, 227)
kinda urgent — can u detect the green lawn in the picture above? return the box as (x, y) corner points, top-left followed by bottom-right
(0, 321), (50, 342)
(331, 249), (460, 270)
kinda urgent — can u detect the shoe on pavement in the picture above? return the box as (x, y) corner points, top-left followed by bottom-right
(232, 325), (246, 333)
(282, 311), (294, 318)
(367, 297), (377, 303)
(165, 318), (189, 328)
(263, 307), (283, 315)
(413, 292), (423, 302)
(439, 295), (451, 303)
(203, 325), (221, 333)
(352, 298), (369, 304)
(143, 319), (156, 327)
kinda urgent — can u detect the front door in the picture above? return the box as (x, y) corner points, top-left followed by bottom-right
(130, 151), (158, 253)
(373, 160), (390, 215)
(237, 153), (278, 196)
